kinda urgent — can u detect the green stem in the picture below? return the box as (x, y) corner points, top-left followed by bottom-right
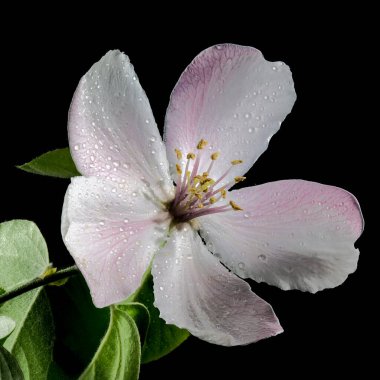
(0, 265), (80, 304)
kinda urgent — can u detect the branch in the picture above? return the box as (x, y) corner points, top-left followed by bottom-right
(0, 265), (80, 304)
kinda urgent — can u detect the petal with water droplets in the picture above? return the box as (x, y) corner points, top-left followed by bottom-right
(199, 180), (363, 293)
(164, 44), (296, 186)
(69, 50), (173, 201)
(152, 226), (282, 346)
(62, 176), (170, 307)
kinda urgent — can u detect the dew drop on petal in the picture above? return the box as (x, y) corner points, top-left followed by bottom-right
(238, 262), (245, 270)
(258, 254), (267, 262)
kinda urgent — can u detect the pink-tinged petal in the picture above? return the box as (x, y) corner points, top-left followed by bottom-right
(152, 225), (282, 346)
(69, 50), (173, 201)
(61, 176), (170, 307)
(164, 44), (296, 185)
(199, 180), (363, 293)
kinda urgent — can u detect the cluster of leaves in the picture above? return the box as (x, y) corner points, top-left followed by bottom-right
(0, 149), (189, 379)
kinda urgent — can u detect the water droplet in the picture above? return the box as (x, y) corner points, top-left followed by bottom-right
(119, 227), (124, 232)
(132, 192), (137, 197)
(272, 66), (278, 71)
(248, 128), (253, 133)
(151, 150), (156, 155)
(132, 76), (137, 81)
(238, 262), (245, 270)
(124, 219), (129, 223)
(145, 119), (150, 124)
(74, 145), (79, 151)
(159, 286), (164, 291)
(244, 112), (251, 119)
(150, 136), (156, 142)
(336, 226), (341, 231)
(244, 213), (250, 218)
(215, 45), (222, 50)
(258, 254), (267, 262)
(233, 113), (238, 119)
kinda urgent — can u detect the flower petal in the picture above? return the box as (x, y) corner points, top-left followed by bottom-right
(62, 176), (170, 307)
(152, 225), (282, 346)
(164, 44), (296, 185)
(69, 50), (173, 201)
(199, 180), (363, 293)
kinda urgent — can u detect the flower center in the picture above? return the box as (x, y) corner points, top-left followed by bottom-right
(169, 139), (244, 224)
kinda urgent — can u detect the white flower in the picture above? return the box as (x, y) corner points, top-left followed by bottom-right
(62, 45), (363, 346)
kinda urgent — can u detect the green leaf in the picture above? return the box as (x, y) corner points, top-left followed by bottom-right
(0, 220), (50, 291)
(0, 346), (24, 380)
(0, 288), (5, 296)
(17, 148), (80, 178)
(79, 306), (141, 380)
(117, 303), (150, 348)
(127, 271), (189, 363)
(47, 275), (109, 378)
(0, 316), (16, 340)
(0, 220), (54, 380)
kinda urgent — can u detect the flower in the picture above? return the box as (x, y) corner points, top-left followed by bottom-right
(62, 44), (363, 346)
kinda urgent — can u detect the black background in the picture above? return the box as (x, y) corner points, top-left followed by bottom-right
(0, 8), (374, 379)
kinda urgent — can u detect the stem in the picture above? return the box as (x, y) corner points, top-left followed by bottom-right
(0, 265), (80, 304)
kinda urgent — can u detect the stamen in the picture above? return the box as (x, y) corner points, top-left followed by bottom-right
(197, 139), (208, 149)
(175, 149), (183, 160)
(170, 139), (246, 224)
(230, 201), (243, 211)
(211, 152), (220, 160)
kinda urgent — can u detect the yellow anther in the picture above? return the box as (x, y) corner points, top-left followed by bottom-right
(202, 172), (209, 177)
(186, 170), (191, 178)
(209, 197), (217, 204)
(187, 152), (196, 160)
(176, 163), (182, 175)
(189, 187), (198, 194)
(195, 193), (203, 200)
(193, 177), (201, 185)
(211, 152), (220, 160)
(234, 176), (246, 183)
(175, 149), (183, 160)
(231, 160), (243, 165)
(197, 203), (204, 208)
(230, 201), (243, 211)
(221, 189), (227, 199)
(197, 139), (208, 149)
